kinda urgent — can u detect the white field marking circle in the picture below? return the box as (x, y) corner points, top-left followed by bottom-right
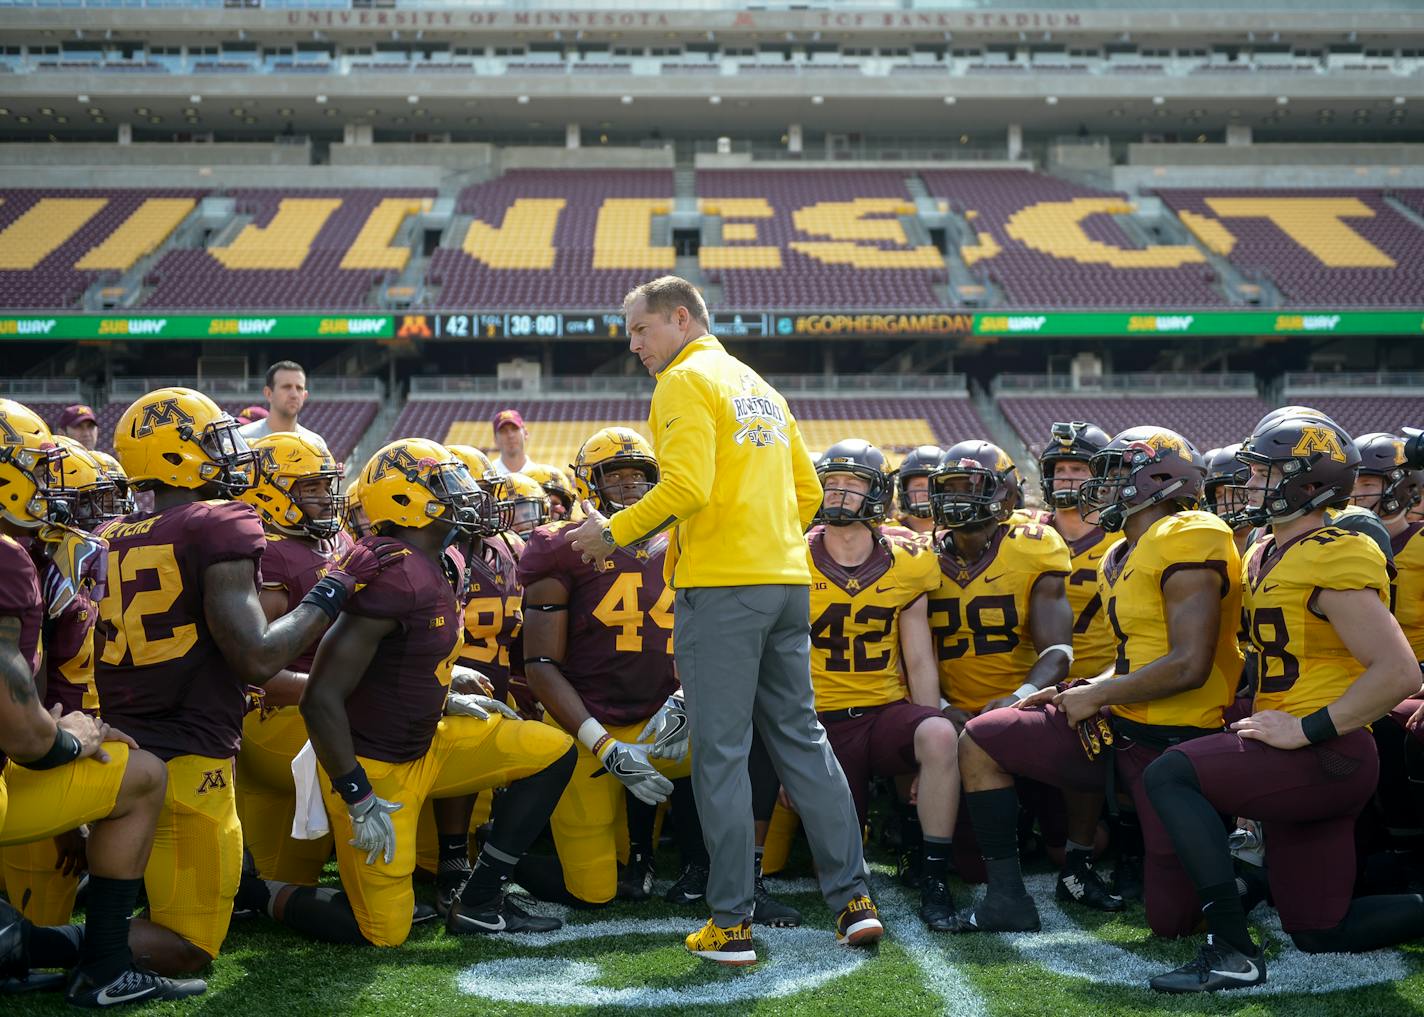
(997, 873), (1411, 995)
(455, 917), (868, 1006)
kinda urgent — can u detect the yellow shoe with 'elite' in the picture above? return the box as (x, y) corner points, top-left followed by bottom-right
(685, 918), (757, 966)
(835, 895), (885, 947)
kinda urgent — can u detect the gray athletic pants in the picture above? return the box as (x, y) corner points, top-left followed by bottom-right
(674, 583), (869, 926)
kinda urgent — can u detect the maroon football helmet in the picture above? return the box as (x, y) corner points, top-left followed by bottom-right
(929, 440), (1022, 528)
(1230, 414), (1359, 526)
(1078, 427), (1205, 533)
(1351, 432), (1412, 518)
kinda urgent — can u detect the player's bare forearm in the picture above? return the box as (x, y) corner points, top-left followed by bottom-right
(205, 559), (330, 683)
(301, 613), (388, 777)
(1024, 574), (1073, 690)
(1317, 586), (1421, 734)
(260, 670), (308, 708)
(1093, 569), (1222, 707)
(899, 596), (941, 708)
(0, 617), (57, 759)
(522, 578), (590, 733)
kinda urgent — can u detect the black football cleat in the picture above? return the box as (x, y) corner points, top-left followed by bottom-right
(617, 853), (655, 902)
(0, 898), (28, 982)
(66, 967), (206, 1008)
(1111, 855), (1144, 903)
(1057, 856), (1124, 913)
(753, 872), (802, 928)
(919, 876), (961, 932)
(897, 847), (924, 890)
(955, 892), (1041, 933)
(1149, 935), (1266, 993)
(446, 892), (562, 935)
(435, 865), (471, 919)
(664, 862), (709, 905)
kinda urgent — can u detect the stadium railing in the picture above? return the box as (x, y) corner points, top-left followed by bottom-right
(1282, 371), (1424, 397)
(108, 376), (384, 401)
(407, 374), (968, 400)
(992, 372), (1258, 395)
(0, 378), (85, 402)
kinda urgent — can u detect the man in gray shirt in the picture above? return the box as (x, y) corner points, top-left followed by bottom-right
(238, 360), (326, 452)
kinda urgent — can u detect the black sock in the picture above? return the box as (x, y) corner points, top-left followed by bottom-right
(965, 788), (1024, 896)
(484, 746), (576, 862)
(899, 798), (924, 853)
(281, 887), (369, 945)
(749, 729), (780, 824)
(754, 846), (766, 880)
(626, 792), (657, 862)
(672, 778), (709, 866)
(1064, 839), (1094, 872)
(922, 835), (953, 882)
(1200, 880), (1255, 956)
(77, 876), (141, 983)
(462, 843), (520, 905)
(439, 834), (471, 873)
(27, 923), (82, 969)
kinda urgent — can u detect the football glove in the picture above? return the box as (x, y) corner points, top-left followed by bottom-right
(1077, 714), (1115, 761)
(301, 537), (412, 620)
(577, 717), (672, 806)
(347, 792), (402, 866)
(450, 664), (496, 697)
(446, 692), (521, 722)
(636, 692), (690, 762)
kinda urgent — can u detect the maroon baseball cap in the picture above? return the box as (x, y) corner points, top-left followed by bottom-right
(57, 404), (97, 428)
(237, 405), (269, 425)
(492, 408), (525, 431)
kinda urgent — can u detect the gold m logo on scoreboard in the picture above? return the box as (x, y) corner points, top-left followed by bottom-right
(1290, 426), (1348, 464)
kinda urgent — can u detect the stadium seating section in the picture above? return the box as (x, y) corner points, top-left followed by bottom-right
(390, 395), (990, 470)
(4, 175), (1424, 311)
(30, 398), (376, 465)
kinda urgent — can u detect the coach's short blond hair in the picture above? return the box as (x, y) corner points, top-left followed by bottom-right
(623, 276), (710, 328)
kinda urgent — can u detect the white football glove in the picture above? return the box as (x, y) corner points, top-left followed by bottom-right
(636, 692), (690, 762)
(446, 692), (521, 722)
(450, 665), (496, 697)
(598, 740), (674, 807)
(347, 793), (402, 866)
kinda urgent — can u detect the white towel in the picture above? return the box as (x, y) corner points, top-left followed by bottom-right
(290, 740), (330, 840)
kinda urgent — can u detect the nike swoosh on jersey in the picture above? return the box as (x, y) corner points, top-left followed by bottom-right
(1086, 552), (1104, 561)
(665, 417), (679, 429)
(874, 584), (896, 594)
(1263, 583), (1280, 592)
(984, 574), (1005, 584)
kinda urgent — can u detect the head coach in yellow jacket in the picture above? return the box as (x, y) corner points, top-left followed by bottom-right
(567, 276), (882, 963)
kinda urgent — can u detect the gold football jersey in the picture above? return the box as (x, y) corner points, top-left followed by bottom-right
(1245, 525), (1389, 718)
(1041, 514), (1124, 680)
(931, 520), (1072, 713)
(1389, 523), (1424, 662)
(1099, 511), (1242, 729)
(808, 530), (941, 712)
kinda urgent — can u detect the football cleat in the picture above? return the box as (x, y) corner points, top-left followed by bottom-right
(685, 918), (757, 967)
(955, 892), (1041, 933)
(1149, 935), (1266, 994)
(411, 902), (440, 926)
(919, 876), (961, 933)
(896, 847), (923, 890)
(663, 862), (709, 905)
(445, 892), (562, 935)
(1112, 855), (1144, 903)
(1057, 856), (1124, 913)
(835, 895), (884, 947)
(616, 853), (655, 902)
(65, 967), (206, 1008)
(753, 873), (802, 928)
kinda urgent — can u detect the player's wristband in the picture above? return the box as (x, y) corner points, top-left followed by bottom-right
(19, 727), (82, 771)
(300, 575), (351, 622)
(1037, 643), (1075, 664)
(1301, 707), (1339, 745)
(331, 764), (374, 805)
(1011, 683), (1041, 703)
(577, 717), (614, 760)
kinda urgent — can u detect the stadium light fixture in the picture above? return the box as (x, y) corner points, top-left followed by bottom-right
(709, 96), (721, 104)
(316, 95), (328, 104)
(811, 95), (824, 105)
(1276, 96), (1289, 105)
(517, 95), (530, 104)
(190, 95), (201, 104)
(1394, 96), (1407, 106)
(407, 95), (419, 104)
(1045, 96), (1058, 105)
(77, 94), (88, 104)
(621, 95), (634, 105)
(943, 96), (956, 105)
(1151, 96), (1165, 106)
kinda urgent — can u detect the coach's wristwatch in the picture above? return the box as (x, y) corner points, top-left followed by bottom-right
(600, 525), (616, 549)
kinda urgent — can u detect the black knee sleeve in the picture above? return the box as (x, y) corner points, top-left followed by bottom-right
(488, 745), (577, 857)
(1291, 894), (1424, 954)
(1143, 750), (1235, 892)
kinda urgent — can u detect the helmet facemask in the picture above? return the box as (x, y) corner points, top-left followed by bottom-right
(0, 441), (72, 528)
(186, 417), (257, 496)
(1079, 442), (1195, 534)
(929, 462), (1006, 529)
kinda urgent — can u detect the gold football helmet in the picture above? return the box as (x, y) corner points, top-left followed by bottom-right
(87, 447), (136, 516)
(522, 462), (577, 519)
(52, 435), (119, 530)
(446, 444), (499, 490)
(493, 472), (550, 537)
(0, 398), (70, 529)
(570, 427), (659, 514)
(240, 432), (346, 539)
(113, 386), (254, 495)
(358, 438), (492, 536)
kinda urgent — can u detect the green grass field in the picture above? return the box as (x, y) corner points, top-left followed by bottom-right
(9, 845), (1424, 1017)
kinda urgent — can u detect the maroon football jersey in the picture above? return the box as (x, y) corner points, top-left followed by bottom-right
(517, 522), (675, 726)
(0, 535), (43, 681)
(459, 533), (524, 701)
(341, 541), (463, 764)
(93, 500), (265, 761)
(20, 538), (99, 715)
(259, 532), (341, 673)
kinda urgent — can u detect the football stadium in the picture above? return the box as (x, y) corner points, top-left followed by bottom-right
(3, 0), (1424, 1013)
